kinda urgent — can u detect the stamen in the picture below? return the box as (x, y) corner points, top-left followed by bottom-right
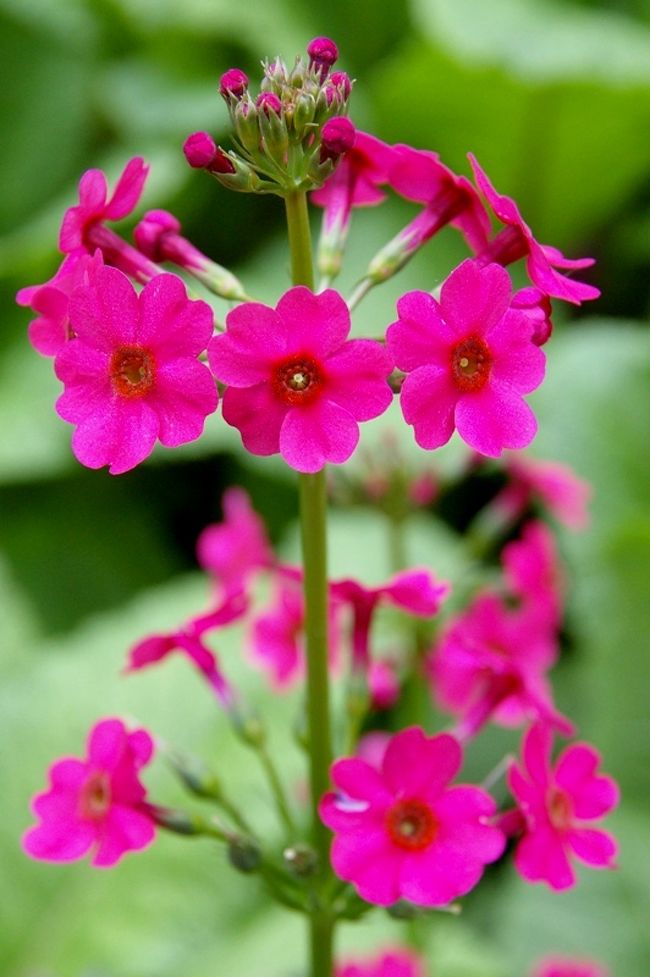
(110, 346), (155, 398)
(272, 354), (324, 406)
(386, 798), (438, 851)
(451, 335), (492, 392)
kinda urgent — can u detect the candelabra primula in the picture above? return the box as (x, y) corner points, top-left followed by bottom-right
(19, 37), (617, 977)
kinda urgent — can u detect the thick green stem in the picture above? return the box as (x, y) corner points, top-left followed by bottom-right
(285, 190), (335, 977)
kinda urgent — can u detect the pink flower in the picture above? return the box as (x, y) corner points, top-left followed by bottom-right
(16, 250), (103, 357)
(429, 591), (572, 738)
(196, 488), (273, 599)
(332, 568), (449, 669)
(55, 266), (218, 474)
(60, 157), (148, 251)
(23, 718), (156, 867)
(508, 724), (619, 890)
(126, 626), (235, 708)
(531, 956), (611, 977)
(369, 659), (400, 710)
(469, 155), (600, 305)
(320, 116), (356, 162)
(502, 521), (564, 629)
(336, 948), (424, 977)
(496, 456), (591, 531)
(208, 286), (393, 473)
(312, 131), (396, 237)
(512, 287), (553, 346)
(320, 727), (505, 906)
(249, 577), (340, 688)
(356, 731), (391, 770)
(387, 259), (546, 457)
(388, 145), (491, 253)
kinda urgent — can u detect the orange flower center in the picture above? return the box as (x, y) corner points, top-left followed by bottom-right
(272, 355), (324, 406)
(110, 345), (155, 398)
(80, 771), (112, 819)
(451, 335), (492, 392)
(547, 786), (573, 830)
(386, 798), (438, 851)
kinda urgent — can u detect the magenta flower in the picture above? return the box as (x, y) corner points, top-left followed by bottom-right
(126, 626), (235, 708)
(208, 286), (393, 472)
(336, 948), (424, 977)
(16, 250), (103, 357)
(531, 956), (611, 977)
(502, 521), (565, 629)
(60, 157), (148, 252)
(496, 456), (591, 531)
(508, 724), (619, 890)
(196, 488), (273, 599)
(249, 577), (340, 689)
(320, 727), (505, 906)
(331, 568), (449, 669)
(23, 718), (156, 867)
(429, 591), (572, 738)
(512, 287), (553, 346)
(388, 145), (491, 253)
(369, 659), (400, 710)
(469, 155), (600, 305)
(387, 259), (546, 457)
(55, 266), (218, 474)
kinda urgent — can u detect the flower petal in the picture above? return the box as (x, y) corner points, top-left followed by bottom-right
(68, 265), (139, 350)
(455, 381), (537, 457)
(382, 729), (461, 797)
(222, 383), (287, 456)
(440, 260), (512, 337)
(276, 287), (350, 357)
(137, 274), (214, 357)
(279, 399), (359, 472)
(324, 339), (393, 420)
(71, 398), (159, 474)
(104, 157), (149, 221)
(399, 366), (457, 450)
(148, 359), (218, 447)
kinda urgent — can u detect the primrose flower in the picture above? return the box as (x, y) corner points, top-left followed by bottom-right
(249, 577), (340, 688)
(502, 521), (564, 629)
(23, 718), (156, 867)
(429, 591), (572, 738)
(55, 266), (218, 474)
(469, 155), (600, 305)
(495, 455), (591, 530)
(196, 488), (273, 599)
(336, 947), (424, 977)
(208, 286), (393, 473)
(387, 259), (546, 457)
(16, 250), (103, 357)
(508, 724), (619, 890)
(332, 568), (448, 669)
(320, 727), (505, 906)
(531, 957), (611, 977)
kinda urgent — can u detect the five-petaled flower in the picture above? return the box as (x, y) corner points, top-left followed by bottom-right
(55, 266), (218, 474)
(508, 724), (619, 890)
(387, 259), (546, 457)
(208, 286), (393, 473)
(23, 718), (156, 867)
(59, 157), (149, 254)
(336, 947), (424, 977)
(320, 727), (505, 906)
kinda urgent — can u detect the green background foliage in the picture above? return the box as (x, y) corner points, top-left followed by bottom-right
(0, 0), (648, 974)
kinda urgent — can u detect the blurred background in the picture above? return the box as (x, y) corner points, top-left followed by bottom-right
(1, 0), (649, 974)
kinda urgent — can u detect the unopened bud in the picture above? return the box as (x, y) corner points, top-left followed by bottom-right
(149, 805), (203, 836)
(256, 91), (282, 116)
(307, 36), (339, 78)
(328, 71), (352, 99)
(134, 209), (181, 262)
(320, 116), (355, 162)
(228, 836), (261, 873)
(387, 900), (420, 920)
(231, 705), (266, 747)
(293, 93), (316, 132)
(219, 68), (249, 99)
(166, 751), (223, 801)
(283, 843), (319, 878)
(183, 131), (217, 169)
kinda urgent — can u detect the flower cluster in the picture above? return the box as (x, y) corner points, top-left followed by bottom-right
(18, 32), (618, 977)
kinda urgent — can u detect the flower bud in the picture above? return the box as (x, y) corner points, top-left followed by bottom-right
(134, 209), (181, 262)
(328, 70), (352, 99)
(512, 287), (553, 346)
(256, 91), (282, 116)
(228, 836), (262, 873)
(283, 843), (319, 878)
(149, 805), (203, 836)
(293, 92), (316, 132)
(219, 67), (249, 99)
(307, 36), (339, 78)
(183, 131), (217, 169)
(320, 116), (355, 162)
(166, 751), (223, 801)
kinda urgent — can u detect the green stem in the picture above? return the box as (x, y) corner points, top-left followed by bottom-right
(347, 276), (373, 311)
(257, 743), (299, 837)
(284, 190), (335, 977)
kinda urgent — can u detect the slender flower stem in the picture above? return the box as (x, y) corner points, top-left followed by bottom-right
(347, 276), (374, 311)
(284, 189), (335, 977)
(257, 743), (299, 837)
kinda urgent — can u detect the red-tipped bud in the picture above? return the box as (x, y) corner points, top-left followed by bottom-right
(209, 146), (237, 174)
(256, 91), (282, 115)
(328, 71), (352, 99)
(183, 131), (217, 168)
(307, 37), (339, 74)
(219, 68), (249, 99)
(320, 116), (355, 161)
(134, 209), (181, 261)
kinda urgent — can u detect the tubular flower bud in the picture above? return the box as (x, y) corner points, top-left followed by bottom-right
(183, 131), (217, 168)
(256, 91), (282, 115)
(219, 68), (249, 99)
